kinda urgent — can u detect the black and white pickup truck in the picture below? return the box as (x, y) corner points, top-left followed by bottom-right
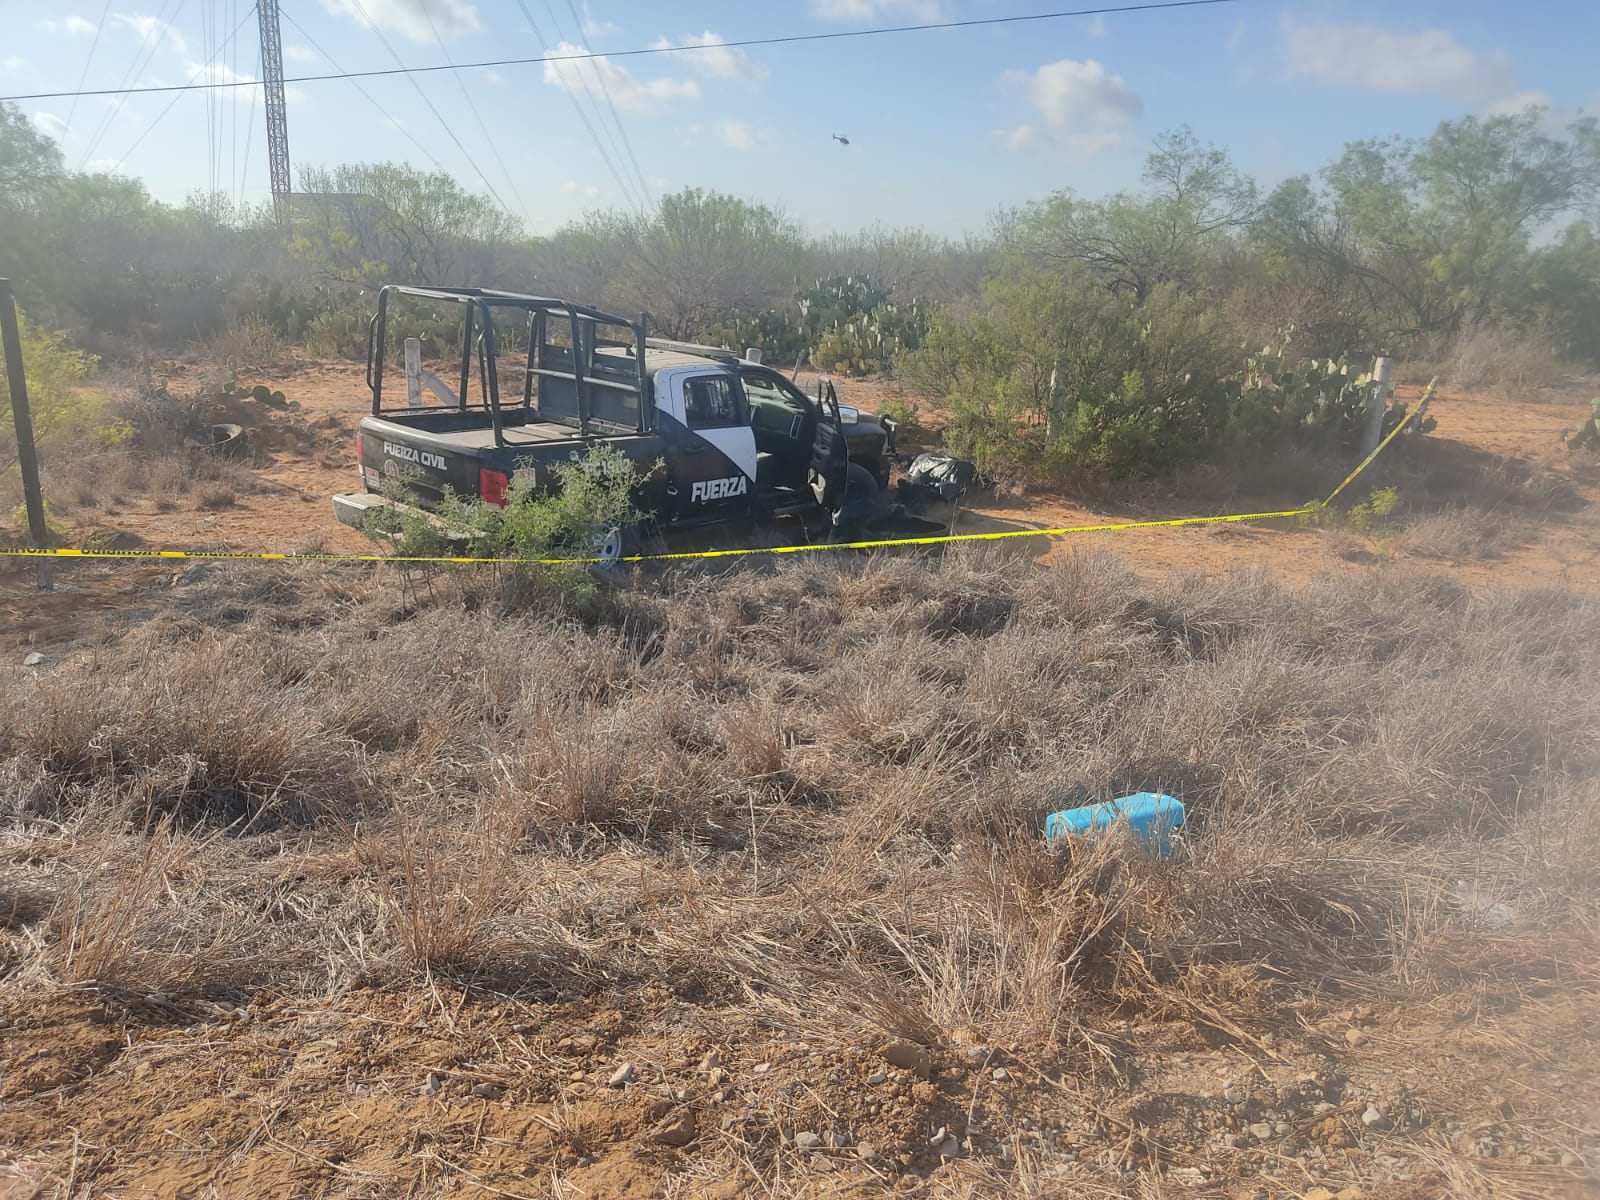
(332, 285), (902, 557)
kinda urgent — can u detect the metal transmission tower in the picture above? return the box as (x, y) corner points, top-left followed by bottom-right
(257, 0), (292, 225)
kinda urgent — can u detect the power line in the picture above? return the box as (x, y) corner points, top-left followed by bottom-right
(77, 0), (188, 167)
(419, 1), (530, 223)
(63, 0), (116, 139)
(340, 0), (518, 222)
(111, 5), (256, 173)
(514, 0), (645, 215)
(538, 0), (649, 206)
(559, 0), (653, 211)
(5, 0), (1243, 103)
(277, 6), (454, 177)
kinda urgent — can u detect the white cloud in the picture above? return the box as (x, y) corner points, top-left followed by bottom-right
(712, 119), (765, 151)
(86, 157), (124, 173)
(1485, 89), (1551, 117)
(1000, 58), (1142, 159)
(40, 16), (97, 35)
(811, 0), (944, 19)
(111, 13), (188, 54)
(1280, 18), (1510, 99)
(33, 112), (68, 138)
(560, 179), (580, 194)
(321, 0), (479, 44)
(484, 68), (505, 84)
(184, 61), (308, 105)
(650, 31), (767, 83)
(284, 44), (321, 64)
(580, 1), (618, 39)
(2, 55), (22, 72)
(1086, 14), (1107, 37)
(542, 41), (698, 114)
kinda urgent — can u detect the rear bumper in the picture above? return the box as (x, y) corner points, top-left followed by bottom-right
(332, 491), (390, 530)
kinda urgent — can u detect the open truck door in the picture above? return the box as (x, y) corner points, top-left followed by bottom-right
(809, 375), (850, 509)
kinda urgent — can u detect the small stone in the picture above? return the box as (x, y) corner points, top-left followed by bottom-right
(1223, 1086), (1245, 1105)
(1313, 1102), (1337, 1116)
(752, 1062), (772, 1074)
(608, 1063), (637, 1088)
(699, 1050), (722, 1073)
(1274, 1121), (1291, 1136)
(23, 652), (43, 667)
(706, 1068), (727, 1087)
(827, 1131), (850, 1150)
(794, 1131), (823, 1150)
(992, 1067), (1011, 1082)
(651, 1111), (697, 1147)
(935, 1136), (963, 1159)
(1249, 1122), (1274, 1141)
(1345, 1028), (1366, 1048)
(857, 1142), (880, 1161)
(866, 1069), (888, 1085)
(1304, 1190), (1337, 1200)
(1362, 1106), (1390, 1130)
(883, 1041), (931, 1078)
(471, 1082), (505, 1100)
(1561, 1152), (1582, 1169)
(421, 1071), (442, 1096)
(1335, 1189), (1367, 1200)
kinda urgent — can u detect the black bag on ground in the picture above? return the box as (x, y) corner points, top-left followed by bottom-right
(897, 453), (978, 505)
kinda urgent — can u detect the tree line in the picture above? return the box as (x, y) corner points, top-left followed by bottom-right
(2, 99), (1596, 478)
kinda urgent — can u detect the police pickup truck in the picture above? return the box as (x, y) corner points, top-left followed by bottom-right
(332, 285), (899, 559)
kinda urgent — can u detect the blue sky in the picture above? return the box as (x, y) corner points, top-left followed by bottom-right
(4, 0), (1597, 236)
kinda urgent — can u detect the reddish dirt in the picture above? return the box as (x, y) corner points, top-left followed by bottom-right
(1, 963), (1595, 1198)
(5, 358), (1597, 659)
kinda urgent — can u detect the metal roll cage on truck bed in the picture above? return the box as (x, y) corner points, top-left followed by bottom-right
(335, 283), (949, 556)
(365, 285), (652, 441)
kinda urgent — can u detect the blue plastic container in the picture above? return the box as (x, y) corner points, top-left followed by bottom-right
(1044, 793), (1186, 855)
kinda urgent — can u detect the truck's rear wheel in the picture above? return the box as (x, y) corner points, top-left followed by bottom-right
(594, 523), (649, 566)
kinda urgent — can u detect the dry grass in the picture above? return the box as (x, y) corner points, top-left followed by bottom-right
(1, 548), (1596, 1195)
(1395, 507), (1518, 561)
(48, 449), (263, 516)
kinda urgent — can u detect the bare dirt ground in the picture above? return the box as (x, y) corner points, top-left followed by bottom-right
(1, 357), (1598, 1199)
(18, 353), (1600, 590)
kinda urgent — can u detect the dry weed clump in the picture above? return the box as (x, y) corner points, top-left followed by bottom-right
(1, 546), (1596, 1051)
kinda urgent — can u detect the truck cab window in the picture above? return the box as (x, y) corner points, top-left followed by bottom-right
(685, 375), (742, 429)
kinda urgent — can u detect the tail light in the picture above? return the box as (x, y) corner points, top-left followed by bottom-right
(479, 466), (510, 508)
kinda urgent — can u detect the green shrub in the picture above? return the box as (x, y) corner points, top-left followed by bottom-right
(0, 310), (109, 471)
(363, 444), (647, 599)
(207, 314), (283, 371)
(304, 307), (369, 360)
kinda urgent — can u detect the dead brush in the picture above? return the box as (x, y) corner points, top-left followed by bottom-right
(47, 826), (268, 994)
(1394, 508), (1517, 561)
(365, 814), (516, 974)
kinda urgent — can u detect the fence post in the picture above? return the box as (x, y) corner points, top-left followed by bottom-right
(0, 280), (54, 590)
(1360, 355), (1393, 457)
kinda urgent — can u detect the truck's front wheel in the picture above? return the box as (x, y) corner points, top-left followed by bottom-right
(834, 462), (888, 533)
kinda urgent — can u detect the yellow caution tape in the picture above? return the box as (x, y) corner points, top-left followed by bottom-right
(0, 395), (1432, 567)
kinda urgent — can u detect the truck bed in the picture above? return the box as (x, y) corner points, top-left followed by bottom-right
(364, 410), (586, 451)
